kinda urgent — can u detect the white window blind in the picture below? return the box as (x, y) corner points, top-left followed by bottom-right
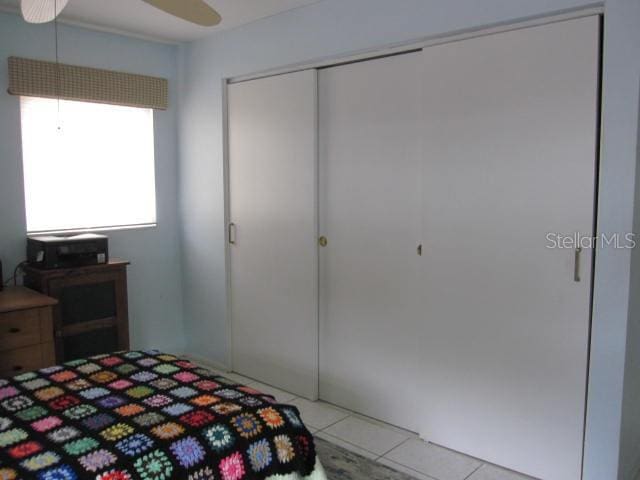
(20, 97), (157, 233)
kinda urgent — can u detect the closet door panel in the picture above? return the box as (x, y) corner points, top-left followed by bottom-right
(319, 52), (423, 430)
(419, 17), (599, 480)
(228, 70), (318, 399)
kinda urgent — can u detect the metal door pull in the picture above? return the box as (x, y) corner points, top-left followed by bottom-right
(574, 247), (582, 282)
(228, 223), (237, 245)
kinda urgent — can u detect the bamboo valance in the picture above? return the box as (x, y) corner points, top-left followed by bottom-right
(7, 56), (168, 110)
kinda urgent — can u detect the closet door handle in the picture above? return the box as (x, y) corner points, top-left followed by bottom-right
(228, 223), (237, 245)
(574, 247), (582, 282)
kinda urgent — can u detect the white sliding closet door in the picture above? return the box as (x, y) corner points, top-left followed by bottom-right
(419, 17), (599, 480)
(228, 70), (318, 400)
(319, 52), (423, 430)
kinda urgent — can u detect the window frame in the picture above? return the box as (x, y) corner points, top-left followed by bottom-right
(19, 96), (159, 235)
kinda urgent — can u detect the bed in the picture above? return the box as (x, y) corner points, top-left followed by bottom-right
(0, 350), (326, 480)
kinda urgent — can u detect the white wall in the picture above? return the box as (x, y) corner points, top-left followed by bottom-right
(0, 12), (186, 354)
(177, 1), (640, 478)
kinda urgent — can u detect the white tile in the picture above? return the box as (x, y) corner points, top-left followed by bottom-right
(315, 431), (379, 460)
(324, 416), (410, 456)
(289, 398), (350, 430)
(467, 464), (534, 480)
(384, 439), (482, 480)
(248, 381), (297, 403)
(376, 458), (439, 480)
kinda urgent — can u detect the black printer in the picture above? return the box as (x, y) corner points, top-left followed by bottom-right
(27, 234), (109, 269)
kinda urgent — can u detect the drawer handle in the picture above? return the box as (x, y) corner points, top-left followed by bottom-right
(8, 327), (21, 334)
(12, 365), (23, 372)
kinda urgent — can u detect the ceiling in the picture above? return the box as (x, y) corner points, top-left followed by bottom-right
(0, 0), (323, 43)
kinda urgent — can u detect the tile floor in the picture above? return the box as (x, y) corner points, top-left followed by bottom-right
(202, 365), (535, 480)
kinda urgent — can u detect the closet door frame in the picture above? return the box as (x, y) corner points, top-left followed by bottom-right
(223, 72), (320, 400)
(221, 6), (603, 470)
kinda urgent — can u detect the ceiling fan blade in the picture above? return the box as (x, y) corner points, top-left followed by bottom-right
(20, 0), (69, 24)
(141, 0), (221, 27)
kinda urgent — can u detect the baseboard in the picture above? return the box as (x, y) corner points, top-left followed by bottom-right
(181, 353), (231, 373)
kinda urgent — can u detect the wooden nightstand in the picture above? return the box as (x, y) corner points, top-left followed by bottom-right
(0, 286), (58, 378)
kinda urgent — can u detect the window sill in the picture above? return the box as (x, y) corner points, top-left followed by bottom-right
(27, 223), (157, 236)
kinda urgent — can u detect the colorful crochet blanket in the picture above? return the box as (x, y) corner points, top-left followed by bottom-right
(0, 350), (324, 480)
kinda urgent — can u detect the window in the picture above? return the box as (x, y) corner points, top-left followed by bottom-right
(20, 97), (157, 233)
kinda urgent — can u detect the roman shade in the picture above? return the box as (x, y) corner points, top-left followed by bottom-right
(7, 56), (168, 110)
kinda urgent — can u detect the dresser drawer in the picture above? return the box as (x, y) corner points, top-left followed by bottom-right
(0, 308), (44, 351)
(0, 343), (55, 378)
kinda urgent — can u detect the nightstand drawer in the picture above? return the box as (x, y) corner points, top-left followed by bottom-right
(0, 309), (42, 351)
(0, 343), (55, 378)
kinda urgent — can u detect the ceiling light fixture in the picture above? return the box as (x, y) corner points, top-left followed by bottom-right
(20, 0), (222, 26)
(20, 0), (69, 24)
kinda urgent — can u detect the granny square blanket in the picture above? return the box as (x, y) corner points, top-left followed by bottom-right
(0, 350), (319, 480)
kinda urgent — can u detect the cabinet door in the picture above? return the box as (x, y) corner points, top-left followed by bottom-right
(48, 268), (129, 362)
(419, 17), (600, 480)
(318, 52), (424, 430)
(228, 70), (318, 399)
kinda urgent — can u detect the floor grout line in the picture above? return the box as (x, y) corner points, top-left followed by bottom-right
(315, 417), (421, 471)
(288, 397), (430, 474)
(463, 463), (484, 480)
(315, 429), (383, 457)
(377, 457), (441, 480)
(315, 412), (353, 433)
(376, 437), (412, 460)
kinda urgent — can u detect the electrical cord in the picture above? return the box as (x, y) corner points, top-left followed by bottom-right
(3, 261), (28, 287)
(14, 260), (27, 285)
